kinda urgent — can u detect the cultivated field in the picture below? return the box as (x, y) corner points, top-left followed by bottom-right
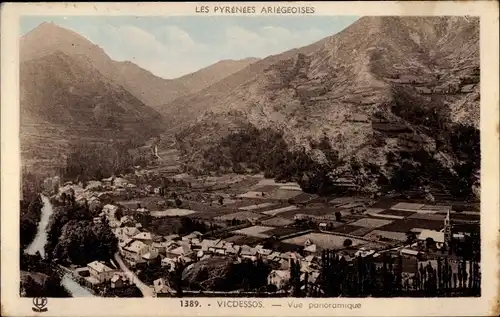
(254, 178), (300, 188)
(281, 232), (366, 250)
(231, 225), (276, 238)
(262, 205), (298, 216)
(364, 230), (407, 242)
(238, 202), (276, 211)
(331, 225), (366, 235)
(117, 197), (165, 211)
(260, 217), (294, 227)
(348, 227), (376, 237)
(214, 211), (265, 222)
(378, 218), (444, 232)
(378, 209), (416, 217)
(151, 209), (198, 217)
(237, 191), (269, 199)
(223, 235), (267, 246)
(408, 213), (447, 221)
(349, 218), (394, 228)
(261, 227), (306, 238)
(268, 189), (303, 200)
(390, 202), (425, 211)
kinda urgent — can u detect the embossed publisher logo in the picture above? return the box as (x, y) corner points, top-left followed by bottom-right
(32, 297), (48, 313)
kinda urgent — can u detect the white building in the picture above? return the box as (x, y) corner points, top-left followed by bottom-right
(267, 270), (291, 289)
(418, 230), (445, 249)
(87, 261), (116, 284)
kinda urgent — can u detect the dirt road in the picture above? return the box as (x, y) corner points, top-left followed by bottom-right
(114, 253), (156, 297)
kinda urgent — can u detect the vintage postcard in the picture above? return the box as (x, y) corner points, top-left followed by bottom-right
(1, 1), (499, 316)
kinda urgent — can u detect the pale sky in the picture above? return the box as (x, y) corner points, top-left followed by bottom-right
(20, 16), (359, 79)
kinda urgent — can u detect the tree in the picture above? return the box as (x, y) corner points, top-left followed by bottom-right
(425, 237), (436, 250)
(335, 211), (342, 222)
(343, 239), (353, 248)
(50, 219), (118, 265)
(405, 231), (417, 244)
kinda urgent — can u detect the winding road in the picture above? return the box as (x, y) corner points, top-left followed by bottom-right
(114, 253), (156, 297)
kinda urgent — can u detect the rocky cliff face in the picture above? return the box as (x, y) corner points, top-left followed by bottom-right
(175, 16), (479, 196)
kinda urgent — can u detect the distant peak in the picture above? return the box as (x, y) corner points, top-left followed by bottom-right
(215, 57), (259, 64)
(34, 21), (66, 32)
(23, 21), (87, 41)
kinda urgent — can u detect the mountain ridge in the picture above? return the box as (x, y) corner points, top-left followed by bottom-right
(174, 16), (480, 197)
(21, 22), (260, 110)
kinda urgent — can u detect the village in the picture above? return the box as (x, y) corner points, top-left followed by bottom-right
(41, 161), (481, 298)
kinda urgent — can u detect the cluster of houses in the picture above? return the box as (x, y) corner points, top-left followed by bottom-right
(55, 175), (169, 209)
(90, 200), (327, 291)
(57, 173), (479, 295)
(112, 220), (324, 290)
(88, 199), (470, 293)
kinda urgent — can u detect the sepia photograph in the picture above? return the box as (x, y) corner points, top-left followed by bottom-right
(2, 2), (499, 317)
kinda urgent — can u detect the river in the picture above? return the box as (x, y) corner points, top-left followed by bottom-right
(24, 194), (94, 297)
(25, 194), (53, 258)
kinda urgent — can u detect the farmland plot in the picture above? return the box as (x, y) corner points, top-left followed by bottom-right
(364, 230), (407, 242)
(231, 225), (276, 238)
(214, 211), (264, 222)
(349, 218), (394, 228)
(282, 232), (366, 250)
(262, 205), (298, 216)
(151, 209), (198, 217)
(238, 202), (276, 211)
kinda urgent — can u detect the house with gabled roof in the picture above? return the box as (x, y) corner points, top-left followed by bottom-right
(120, 215), (136, 227)
(258, 248), (272, 256)
(224, 244), (239, 255)
(166, 243), (193, 259)
(121, 240), (155, 267)
(87, 261), (117, 284)
(240, 246), (258, 261)
(182, 231), (203, 241)
(200, 239), (217, 252)
(133, 232), (153, 245)
(266, 252), (282, 263)
(164, 234), (181, 241)
(153, 278), (171, 295)
(268, 270), (290, 289)
(303, 244), (317, 255)
(111, 273), (129, 289)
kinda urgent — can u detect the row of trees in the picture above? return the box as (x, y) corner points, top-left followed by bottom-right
(287, 249), (481, 297)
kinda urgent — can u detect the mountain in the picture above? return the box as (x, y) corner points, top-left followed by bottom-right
(20, 49), (165, 174)
(161, 38), (328, 131)
(175, 57), (260, 94)
(20, 22), (259, 175)
(175, 16), (480, 196)
(21, 22), (260, 110)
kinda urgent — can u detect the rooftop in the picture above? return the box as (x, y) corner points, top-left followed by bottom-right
(418, 230), (445, 243)
(87, 261), (114, 273)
